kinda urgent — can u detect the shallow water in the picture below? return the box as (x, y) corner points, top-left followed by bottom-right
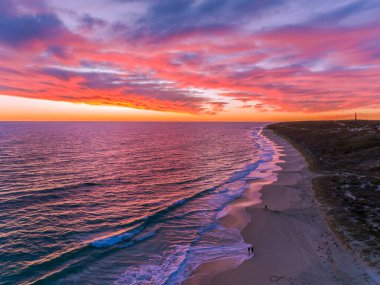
(0, 122), (278, 284)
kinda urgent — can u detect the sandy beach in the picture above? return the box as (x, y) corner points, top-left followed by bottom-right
(185, 129), (378, 285)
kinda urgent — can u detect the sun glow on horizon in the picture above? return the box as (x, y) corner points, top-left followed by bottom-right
(0, 95), (199, 121)
(1, 94), (378, 122)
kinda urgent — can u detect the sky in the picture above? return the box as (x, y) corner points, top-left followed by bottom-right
(0, 0), (380, 121)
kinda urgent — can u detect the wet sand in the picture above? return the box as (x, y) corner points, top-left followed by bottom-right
(185, 129), (378, 285)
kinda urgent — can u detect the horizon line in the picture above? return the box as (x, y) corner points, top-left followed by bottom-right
(0, 119), (377, 123)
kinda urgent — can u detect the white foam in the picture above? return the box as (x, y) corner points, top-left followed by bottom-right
(114, 245), (188, 285)
(114, 241), (251, 285)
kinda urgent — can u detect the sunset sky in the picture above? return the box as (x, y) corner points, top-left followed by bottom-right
(0, 0), (380, 121)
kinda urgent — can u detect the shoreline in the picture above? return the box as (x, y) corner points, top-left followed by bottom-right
(184, 129), (378, 285)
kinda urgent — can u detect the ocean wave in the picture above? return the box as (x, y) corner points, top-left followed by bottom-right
(91, 228), (158, 248)
(0, 176), (136, 201)
(0, 182), (101, 207)
(91, 227), (143, 248)
(135, 230), (157, 242)
(154, 176), (208, 187)
(22, 229), (159, 284)
(226, 161), (262, 183)
(87, 184), (219, 248)
(90, 182), (249, 254)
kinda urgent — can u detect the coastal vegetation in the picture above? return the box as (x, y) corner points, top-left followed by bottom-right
(267, 121), (380, 271)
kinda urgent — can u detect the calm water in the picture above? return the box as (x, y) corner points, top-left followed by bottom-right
(0, 122), (277, 285)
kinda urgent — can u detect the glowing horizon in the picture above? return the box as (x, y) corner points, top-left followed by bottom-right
(0, 0), (380, 121)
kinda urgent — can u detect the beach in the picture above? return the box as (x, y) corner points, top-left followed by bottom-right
(185, 129), (378, 285)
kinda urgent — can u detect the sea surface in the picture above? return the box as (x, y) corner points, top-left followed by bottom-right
(0, 122), (278, 285)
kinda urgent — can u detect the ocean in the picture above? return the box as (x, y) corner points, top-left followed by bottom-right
(0, 122), (279, 284)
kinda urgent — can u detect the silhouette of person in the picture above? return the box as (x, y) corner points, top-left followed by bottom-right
(265, 205), (268, 210)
